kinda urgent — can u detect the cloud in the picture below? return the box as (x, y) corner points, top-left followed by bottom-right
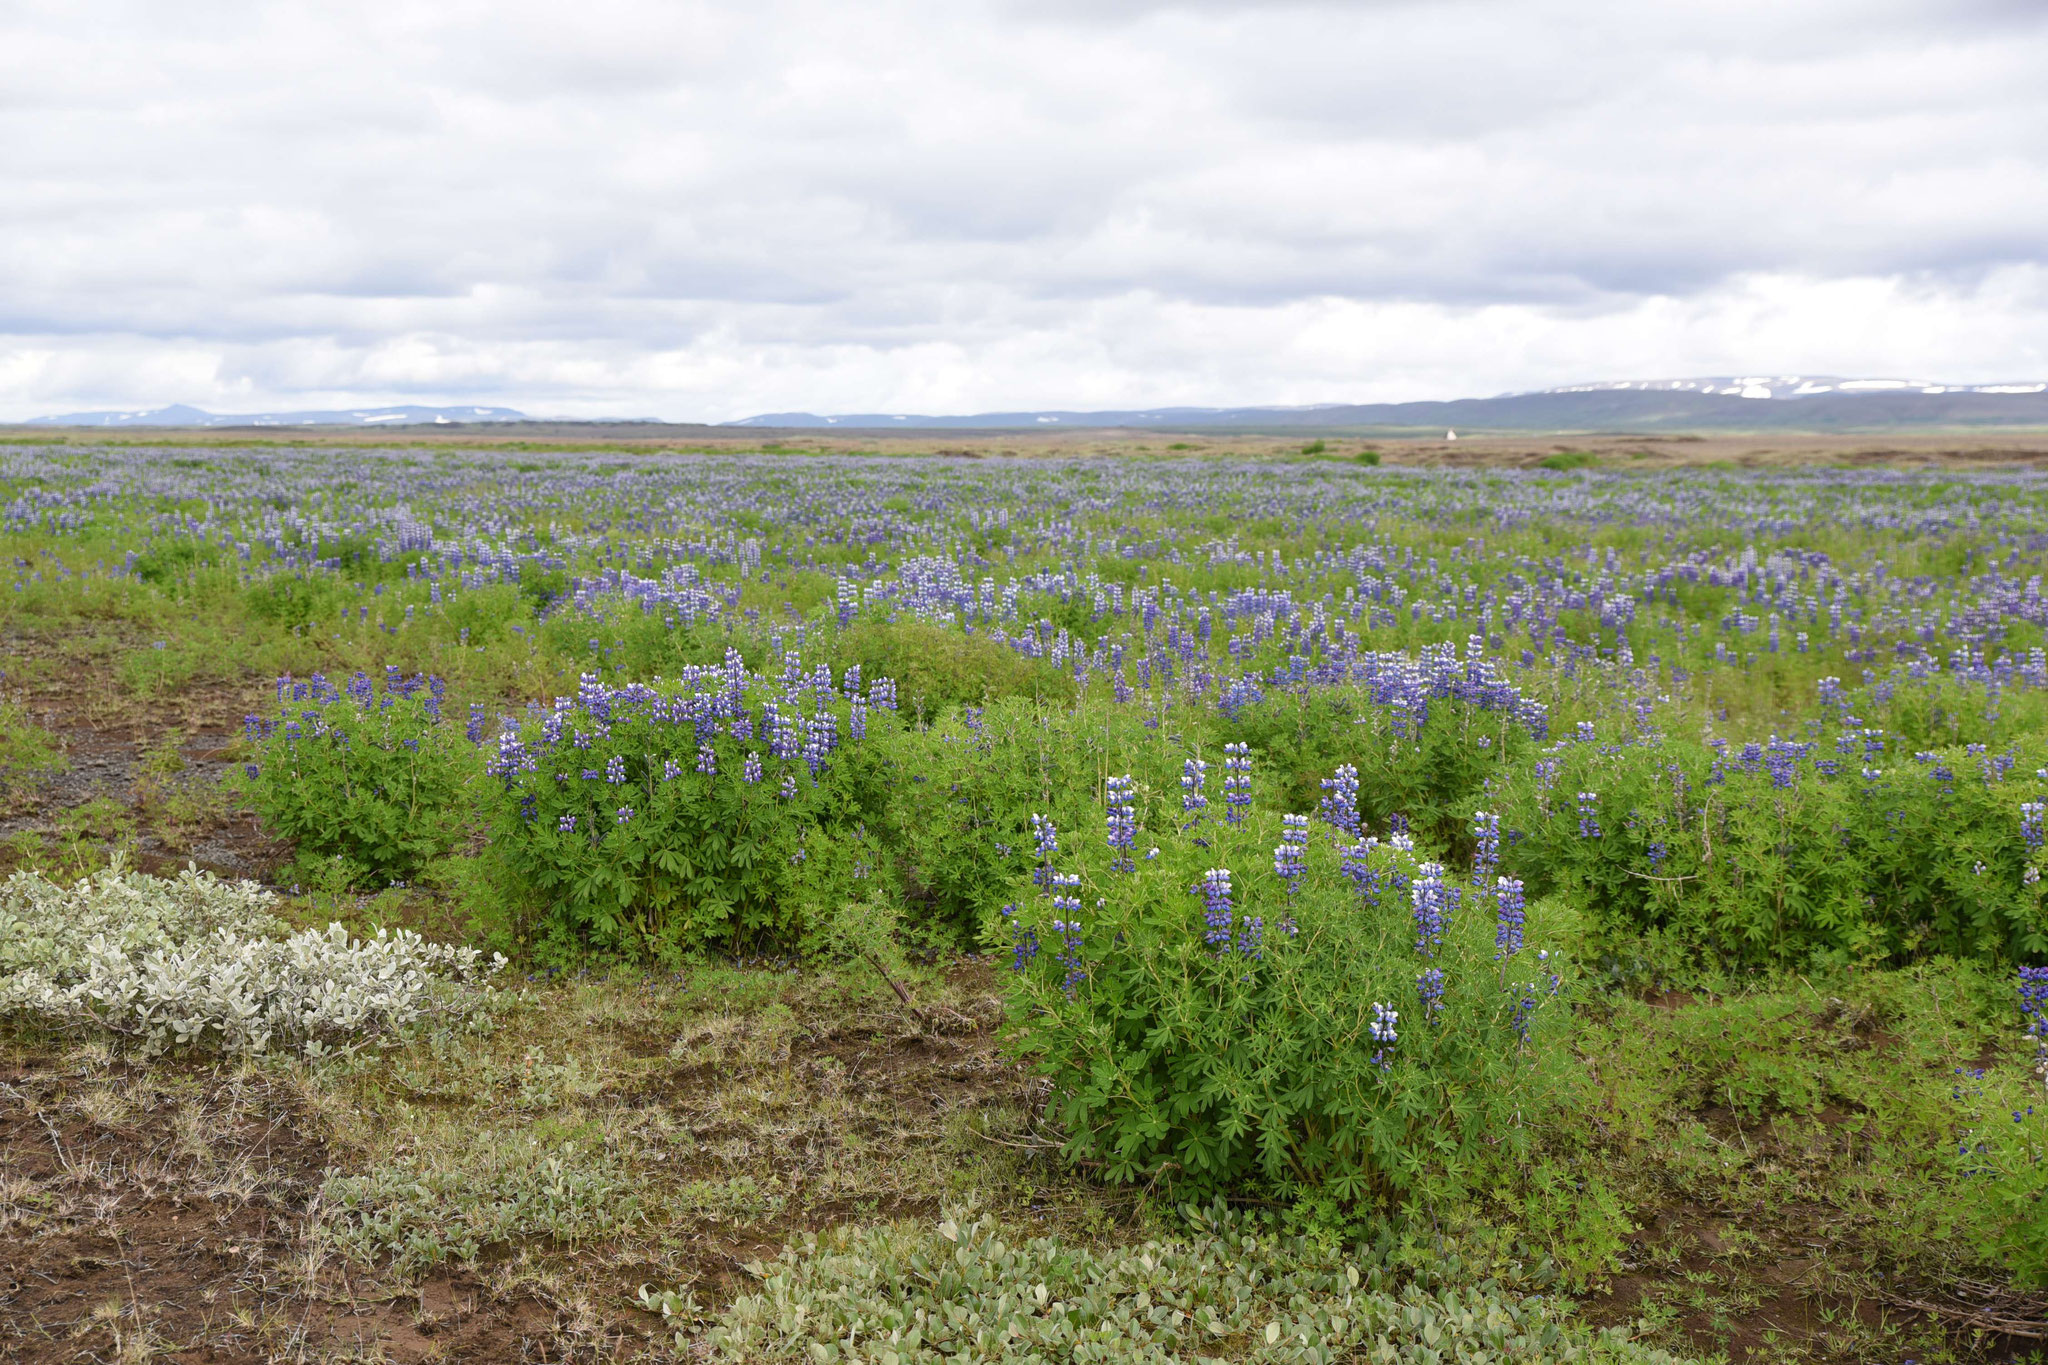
(1, 0), (2045, 419)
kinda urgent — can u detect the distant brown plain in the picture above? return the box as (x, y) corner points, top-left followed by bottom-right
(8, 422), (2048, 469)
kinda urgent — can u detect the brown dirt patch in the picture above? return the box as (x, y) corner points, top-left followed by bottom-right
(0, 1051), (649, 1363)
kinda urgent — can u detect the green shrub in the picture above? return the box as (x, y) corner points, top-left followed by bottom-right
(1495, 732), (2048, 971)
(484, 650), (904, 960)
(1537, 451), (1599, 471)
(834, 619), (1074, 712)
(1947, 969), (2048, 1285)
(998, 760), (1571, 1207)
(877, 698), (1193, 942)
(1222, 686), (1534, 852)
(245, 669), (479, 886)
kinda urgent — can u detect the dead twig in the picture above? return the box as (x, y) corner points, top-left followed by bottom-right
(1870, 1284), (2048, 1340)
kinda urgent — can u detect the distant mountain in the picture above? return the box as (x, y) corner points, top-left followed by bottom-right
(731, 378), (2048, 433)
(25, 404), (526, 427)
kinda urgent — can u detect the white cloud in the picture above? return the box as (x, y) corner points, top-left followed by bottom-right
(1, 0), (2044, 419)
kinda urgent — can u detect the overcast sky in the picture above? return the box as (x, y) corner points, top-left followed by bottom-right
(3, 0), (2045, 420)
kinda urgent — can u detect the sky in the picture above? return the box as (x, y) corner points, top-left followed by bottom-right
(2, 0), (2046, 422)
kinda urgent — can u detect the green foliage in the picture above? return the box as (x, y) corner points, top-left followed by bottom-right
(245, 670), (477, 887)
(0, 697), (63, 787)
(832, 620), (1073, 712)
(483, 659), (902, 960)
(1537, 451), (1600, 471)
(128, 539), (217, 584)
(1223, 688), (1528, 852)
(998, 773), (1571, 1208)
(1354, 449), (1381, 466)
(877, 699), (1183, 941)
(246, 571), (341, 627)
(1947, 1050), (2048, 1287)
(683, 1206), (1690, 1364)
(1494, 731), (2048, 972)
(321, 1130), (640, 1273)
(1572, 962), (2048, 1290)
(1300, 439), (1327, 456)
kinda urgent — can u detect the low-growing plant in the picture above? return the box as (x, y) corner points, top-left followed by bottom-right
(0, 860), (502, 1056)
(321, 1130), (639, 1273)
(0, 858), (282, 973)
(0, 696), (63, 788)
(673, 1205), (1689, 1363)
(998, 757), (1571, 1208)
(244, 667), (481, 887)
(1942, 967), (2048, 1285)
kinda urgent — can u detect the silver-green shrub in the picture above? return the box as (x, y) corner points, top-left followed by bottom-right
(321, 1132), (641, 1272)
(678, 1209), (1690, 1364)
(0, 859), (285, 972)
(0, 861), (502, 1057)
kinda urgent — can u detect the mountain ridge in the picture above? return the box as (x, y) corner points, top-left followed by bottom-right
(728, 379), (2048, 432)
(20, 379), (2048, 433)
(24, 403), (527, 428)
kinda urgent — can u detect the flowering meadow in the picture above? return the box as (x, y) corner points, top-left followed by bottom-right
(2, 440), (2048, 1361)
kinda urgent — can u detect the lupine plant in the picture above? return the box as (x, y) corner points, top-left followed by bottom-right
(1939, 965), (2048, 1285)
(997, 754), (1571, 1207)
(481, 649), (902, 959)
(244, 667), (480, 885)
(1495, 723), (2048, 970)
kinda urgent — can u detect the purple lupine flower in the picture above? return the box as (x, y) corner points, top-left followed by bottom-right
(778, 768), (798, 799)
(1509, 980), (1543, 1042)
(1317, 763), (1360, 836)
(1031, 813), (1059, 890)
(1412, 861), (1455, 957)
(1368, 1001), (1399, 1070)
(1051, 916), (1086, 996)
(1105, 774), (1137, 872)
(1222, 742), (1252, 825)
(558, 813), (577, 833)
(1273, 813), (1308, 895)
(1576, 792), (1602, 839)
(1000, 903), (1038, 973)
(1180, 757), (1208, 830)
(605, 754), (627, 784)
(1416, 967), (1445, 1021)
(696, 744), (717, 775)
(1471, 810), (1500, 879)
(1236, 915), (1264, 959)
(2022, 801), (2046, 852)
(2020, 965), (2048, 1049)
(803, 711), (837, 774)
(616, 805), (634, 825)
(743, 751), (762, 784)
(1340, 838), (1383, 904)
(1197, 868), (1233, 950)
(663, 757), (684, 780)
(1495, 875), (1526, 959)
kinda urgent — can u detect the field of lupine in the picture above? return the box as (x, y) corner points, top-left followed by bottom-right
(2, 440), (2047, 1362)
